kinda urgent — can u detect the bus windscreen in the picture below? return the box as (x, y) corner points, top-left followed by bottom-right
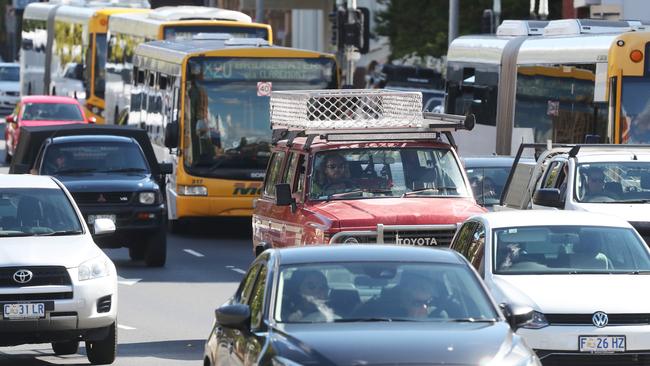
(183, 57), (336, 180)
(164, 25), (269, 41)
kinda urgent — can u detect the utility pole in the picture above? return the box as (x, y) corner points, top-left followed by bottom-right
(493, 0), (501, 29)
(256, 0), (264, 23)
(449, 0), (459, 46)
(344, 0), (360, 87)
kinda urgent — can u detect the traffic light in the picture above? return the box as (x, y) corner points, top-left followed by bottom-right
(481, 9), (495, 34)
(329, 6), (370, 54)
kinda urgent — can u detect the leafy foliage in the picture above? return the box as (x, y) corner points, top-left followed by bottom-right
(376, 0), (562, 60)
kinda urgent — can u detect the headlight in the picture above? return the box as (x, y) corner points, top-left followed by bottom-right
(78, 256), (111, 281)
(139, 192), (156, 204)
(342, 236), (360, 244)
(522, 311), (549, 329)
(178, 185), (208, 196)
(271, 356), (303, 366)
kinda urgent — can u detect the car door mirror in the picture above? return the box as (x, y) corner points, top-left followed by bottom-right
(215, 303), (251, 331)
(500, 303), (534, 330)
(5, 115), (14, 123)
(275, 183), (296, 212)
(164, 122), (179, 149)
(93, 218), (116, 236)
(533, 188), (563, 208)
(159, 162), (173, 175)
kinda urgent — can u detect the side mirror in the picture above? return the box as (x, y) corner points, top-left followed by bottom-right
(275, 183), (296, 212)
(464, 113), (476, 131)
(87, 116), (97, 124)
(164, 122), (179, 149)
(215, 303), (251, 331)
(159, 162), (173, 175)
(532, 188), (563, 208)
(5, 115), (14, 123)
(500, 303), (534, 330)
(254, 241), (272, 257)
(93, 218), (116, 236)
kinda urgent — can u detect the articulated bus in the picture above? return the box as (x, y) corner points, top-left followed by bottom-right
(130, 37), (338, 229)
(20, 1), (148, 98)
(446, 19), (650, 155)
(104, 6), (272, 125)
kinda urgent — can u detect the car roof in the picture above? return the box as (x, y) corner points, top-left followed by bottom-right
(20, 95), (81, 104)
(475, 210), (633, 229)
(0, 174), (58, 189)
(272, 245), (466, 265)
(462, 156), (534, 168)
(51, 135), (134, 144)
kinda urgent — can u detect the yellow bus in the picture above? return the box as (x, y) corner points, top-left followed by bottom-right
(445, 19), (650, 155)
(20, 1), (148, 99)
(104, 6), (272, 125)
(131, 36), (338, 230)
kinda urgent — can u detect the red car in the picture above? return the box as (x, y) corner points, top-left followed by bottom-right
(252, 89), (486, 255)
(5, 95), (93, 163)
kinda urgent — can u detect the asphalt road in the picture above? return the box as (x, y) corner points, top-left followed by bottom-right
(0, 137), (256, 365)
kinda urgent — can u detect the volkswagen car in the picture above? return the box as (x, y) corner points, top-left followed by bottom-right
(0, 174), (118, 364)
(451, 210), (650, 364)
(203, 245), (540, 366)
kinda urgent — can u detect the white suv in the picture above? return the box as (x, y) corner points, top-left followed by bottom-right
(0, 174), (118, 364)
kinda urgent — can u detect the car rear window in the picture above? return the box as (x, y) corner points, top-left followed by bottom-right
(22, 103), (84, 121)
(42, 141), (150, 175)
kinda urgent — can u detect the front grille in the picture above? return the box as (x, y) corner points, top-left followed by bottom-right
(72, 192), (133, 205)
(384, 229), (456, 247)
(97, 295), (111, 313)
(546, 313), (650, 325)
(0, 266), (71, 287)
(0, 292), (73, 301)
(539, 352), (650, 366)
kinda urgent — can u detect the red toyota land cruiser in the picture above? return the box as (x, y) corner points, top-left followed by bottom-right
(252, 90), (486, 255)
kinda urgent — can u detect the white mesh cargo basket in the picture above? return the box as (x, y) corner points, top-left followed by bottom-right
(270, 89), (426, 131)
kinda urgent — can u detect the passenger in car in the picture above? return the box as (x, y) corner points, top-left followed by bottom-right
(284, 269), (336, 322)
(571, 231), (612, 270)
(312, 153), (355, 195)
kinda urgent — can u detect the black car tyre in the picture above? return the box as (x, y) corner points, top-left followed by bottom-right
(128, 245), (146, 261)
(52, 340), (79, 355)
(145, 230), (167, 267)
(86, 322), (116, 365)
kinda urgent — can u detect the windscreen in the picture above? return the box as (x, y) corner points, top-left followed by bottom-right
(620, 77), (650, 143)
(0, 66), (19, 82)
(575, 162), (650, 203)
(465, 166), (511, 207)
(274, 262), (498, 323)
(183, 57), (337, 179)
(494, 225), (650, 274)
(0, 188), (82, 237)
(163, 25), (269, 41)
(309, 148), (470, 201)
(41, 141), (149, 175)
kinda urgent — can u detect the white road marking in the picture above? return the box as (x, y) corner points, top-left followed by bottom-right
(184, 249), (205, 257)
(117, 276), (141, 286)
(118, 324), (136, 330)
(228, 267), (246, 274)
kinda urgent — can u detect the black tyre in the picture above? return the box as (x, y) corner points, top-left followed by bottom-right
(128, 245), (146, 261)
(52, 340), (79, 355)
(145, 230), (167, 267)
(86, 322), (116, 365)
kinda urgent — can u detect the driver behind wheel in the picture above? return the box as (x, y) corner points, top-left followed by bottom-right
(583, 167), (606, 201)
(312, 153), (355, 195)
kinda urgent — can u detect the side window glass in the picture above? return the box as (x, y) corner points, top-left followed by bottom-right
(468, 223), (486, 270)
(263, 151), (286, 197)
(542, 161), (562, 188)
(294, 155), (306, 197)
(248, 266), (268, 330)
(451, 221), (478, 257)
(236, 265), (260, 304)
(283, 152), (298, 186)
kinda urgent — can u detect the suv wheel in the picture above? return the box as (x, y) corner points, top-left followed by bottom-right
(52, 340), (79, 355)
(129, 245), (146, 261)
(145, 230), (167, 267)
(86, 322), (116, 365)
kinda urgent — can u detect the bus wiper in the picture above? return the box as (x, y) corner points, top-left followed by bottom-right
(402, 187), (456, 197)
(54, 168), (97, 174)
(39, 230), (83, 236)
(446, 317), (497, 323)
(333, 317), (417, 323)
(101, 168), (148, 173)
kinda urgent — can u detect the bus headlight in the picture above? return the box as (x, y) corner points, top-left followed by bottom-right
(139, 192), (156, 204)
(178, 185), (208, 196)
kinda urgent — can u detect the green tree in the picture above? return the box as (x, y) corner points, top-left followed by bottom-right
(376, 0), (562, 60)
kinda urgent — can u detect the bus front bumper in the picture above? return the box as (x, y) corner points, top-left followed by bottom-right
(172, 193), (256, 219)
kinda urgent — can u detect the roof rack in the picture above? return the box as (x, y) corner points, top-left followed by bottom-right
(270, 89), (474, 149)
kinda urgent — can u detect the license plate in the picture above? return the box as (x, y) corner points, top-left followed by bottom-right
(3, 303), (45, 319)
(579, 336), (626, 352)
(88, 214), (116, 224)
